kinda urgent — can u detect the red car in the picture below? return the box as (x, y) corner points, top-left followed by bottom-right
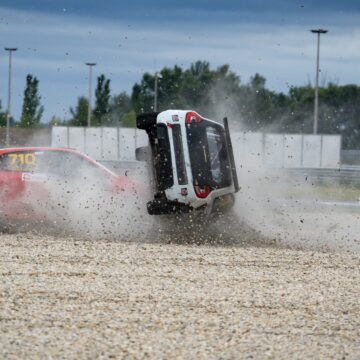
(0, 147), (141, 226)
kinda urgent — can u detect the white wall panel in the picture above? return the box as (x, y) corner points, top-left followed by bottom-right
(264, 134), (284, 168)
(322, 135), (341, 168)
(283, 134), (302, 168)
(135, 128), (149, 148)
(102, 128), (118, 161)
(84, 128), (102, 159)
(51, 126), (341, 168)
(119, 128), (136, 160)
(242, 132), (263, 169)
(69, 127), (85, 153)
(303, 135), (321, 168)
(231, 132), (245, 174)
(51, 126), (68, 147)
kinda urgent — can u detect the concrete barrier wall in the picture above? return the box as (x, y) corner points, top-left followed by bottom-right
(283, 134), (302, 168)
(51, 126), (341, 169)
(302, 135), (322, 168)
(68, 127), (85, 153)
(85, 128), (101, 160)
(232, 133), (263, 171)
(264, 134), (284, 168)
(52, 126), (148, 161)
(322, 136), (341, 168)
(0, 128), (51, 147)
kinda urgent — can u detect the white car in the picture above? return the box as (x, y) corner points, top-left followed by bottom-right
(136, 110), (239, 217)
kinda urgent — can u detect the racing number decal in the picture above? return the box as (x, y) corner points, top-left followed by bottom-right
(9, 153), (37, 168)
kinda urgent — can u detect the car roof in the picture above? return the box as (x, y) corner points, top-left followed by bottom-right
(0, 146), (80, 154)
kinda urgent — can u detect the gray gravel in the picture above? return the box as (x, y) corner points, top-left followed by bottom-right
(1, 232), (360, 359)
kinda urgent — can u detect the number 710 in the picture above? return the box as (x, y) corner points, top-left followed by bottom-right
(9, 153), (36, 166)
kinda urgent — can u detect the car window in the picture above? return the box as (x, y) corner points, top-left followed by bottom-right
(172, 124), (188, 185)
(187, 120), (232, 189)
(206, 126), (225, 184)
(0, 151), (100, 180)
(153, 125), (174, 191)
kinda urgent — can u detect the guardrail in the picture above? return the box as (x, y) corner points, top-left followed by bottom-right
(276, 166), (360, 186)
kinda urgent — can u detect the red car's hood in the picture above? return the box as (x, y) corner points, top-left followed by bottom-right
(112, 176), (144, 196)
(0, 172), (25, 199)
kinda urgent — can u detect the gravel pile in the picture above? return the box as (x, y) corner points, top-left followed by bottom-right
(1, 232), (359, 359)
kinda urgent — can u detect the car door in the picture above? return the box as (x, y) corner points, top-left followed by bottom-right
(0, 151), (49, 220)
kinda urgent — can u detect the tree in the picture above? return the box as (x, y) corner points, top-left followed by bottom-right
(48, 115), (66, 127)
(111, 62), (360, 148)
(69, 96), (89, 126)
(20, 74), (43, 127)
(191, 63), (243, 120)
(181, 61), (215, 113)
(93, 74), (111, 125)
(108, 92), (133, 126)
(319, 84), (360, 148)
(237, 73), (278, 130)
(121, 110), (136, 127)
(0, 100), (7, 127)
(132, 65), (185, 113)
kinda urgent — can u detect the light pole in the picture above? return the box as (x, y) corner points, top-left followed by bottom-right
(154, 71), (162, 112)
(5, 47), (17, 147)
(85, 62), (96, 127)
(311, 29), (328, 134)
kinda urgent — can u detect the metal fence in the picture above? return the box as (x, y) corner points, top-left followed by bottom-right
(282, 166), (360, 186)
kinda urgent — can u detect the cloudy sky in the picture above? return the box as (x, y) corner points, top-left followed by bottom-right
(0, 0), (359, 121)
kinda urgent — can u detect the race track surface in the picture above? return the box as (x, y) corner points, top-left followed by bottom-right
(0, 233), (359, 359)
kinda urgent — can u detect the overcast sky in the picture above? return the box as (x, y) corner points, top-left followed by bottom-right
(0, 0), (359, 121)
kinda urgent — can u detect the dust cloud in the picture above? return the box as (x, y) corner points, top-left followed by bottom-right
(15, 160), (155, 241)
(233, 165), (360, 252)
(203, 84), (360, 253)
(230, 131), (359, 252)
(4, 114), (360, 252)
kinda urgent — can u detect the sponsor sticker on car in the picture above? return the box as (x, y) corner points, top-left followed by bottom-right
(21, 173), (48, 182)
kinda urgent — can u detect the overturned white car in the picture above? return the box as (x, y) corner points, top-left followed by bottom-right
(136, 110), (239, 217)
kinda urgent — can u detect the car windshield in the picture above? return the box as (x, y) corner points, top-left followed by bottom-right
(0, 150), (104, 180)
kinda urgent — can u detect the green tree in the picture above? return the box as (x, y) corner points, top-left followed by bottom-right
(108, 92), (133, 126)
(48, 115), (66, 127)
(193, 63), (243, 120)
(132, 65), (185, 113)
(69, 96), (89, 126)
(181, 61), (215, 113)
(121, 110), (136, 127)
(0, 100), (7, 127)
(20, 74), (44, 127)
(93, 74), (111, 125)
(128, 62), (360, 149)
(238, 73), (278, 130)
(319, 84), (360, 148)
